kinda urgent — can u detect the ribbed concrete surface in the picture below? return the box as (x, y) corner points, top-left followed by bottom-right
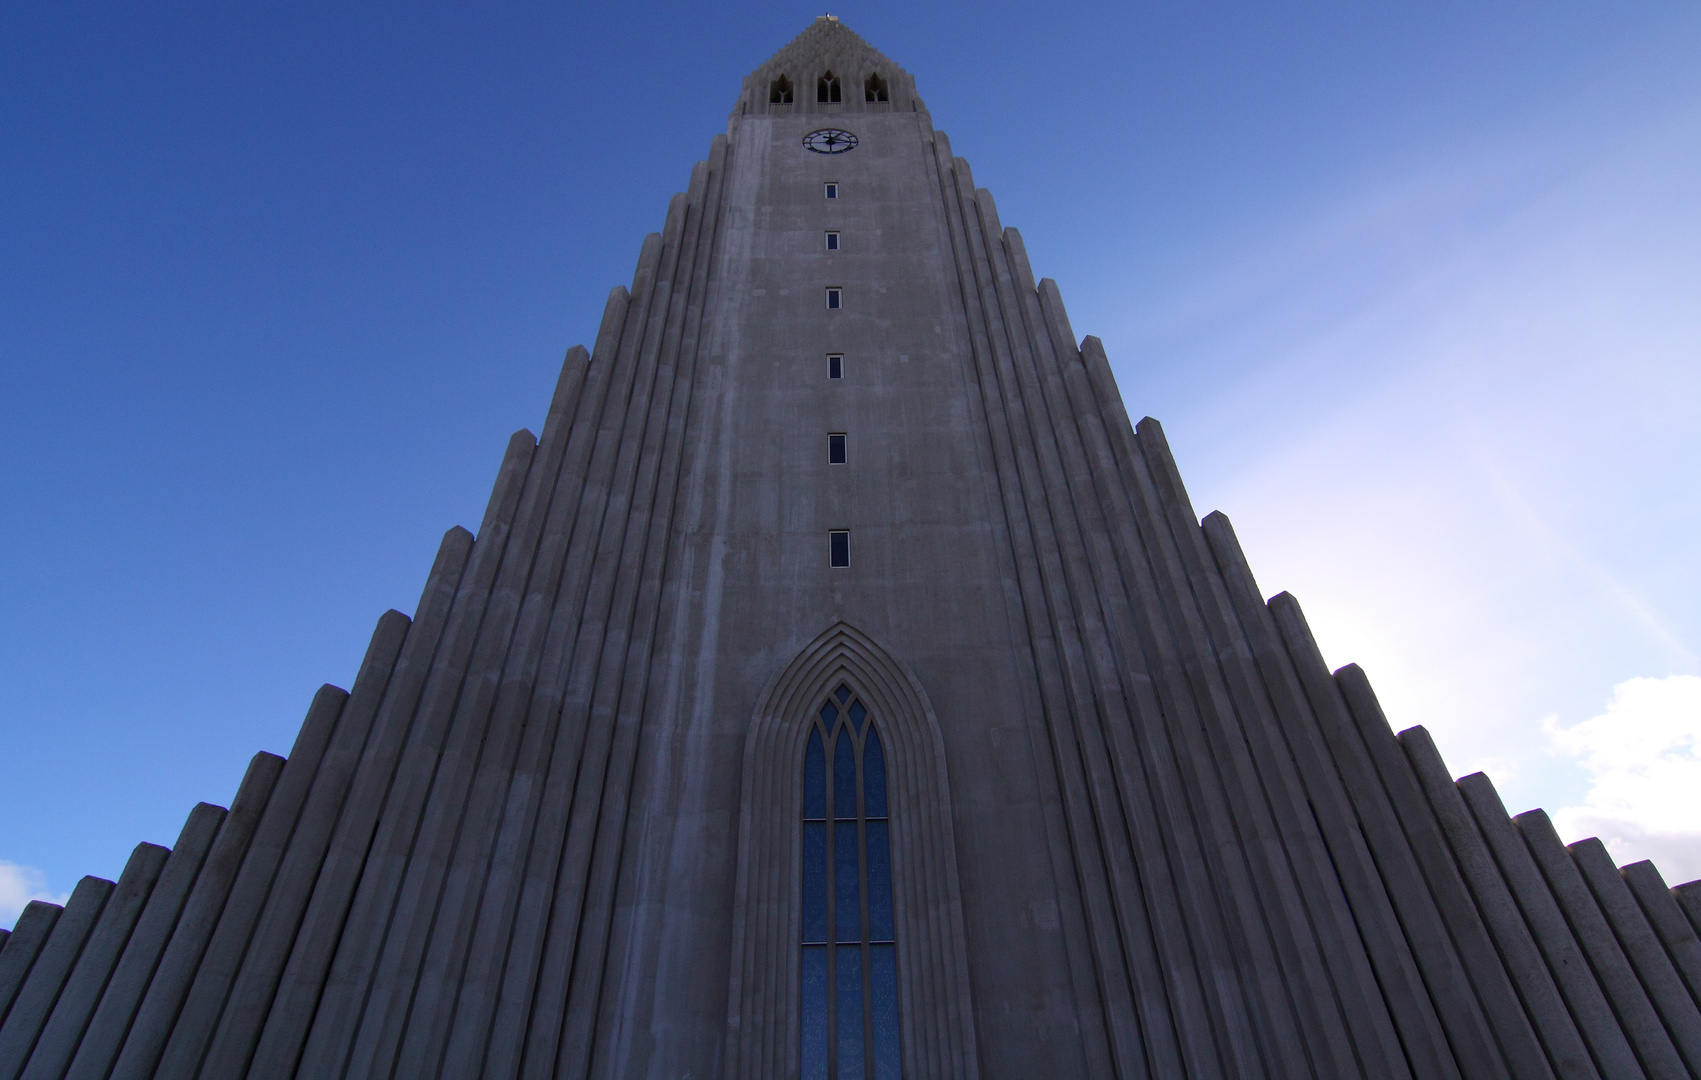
(4, 18), (1699, 1080)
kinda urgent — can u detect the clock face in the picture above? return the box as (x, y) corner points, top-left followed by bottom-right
(803, 128), (858, 154)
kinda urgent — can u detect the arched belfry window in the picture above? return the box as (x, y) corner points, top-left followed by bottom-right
(770, 74), (794, 104)
(817, 70), (841, 103)
(864, 73), (889, 103)
(801, 686), (899, 1080)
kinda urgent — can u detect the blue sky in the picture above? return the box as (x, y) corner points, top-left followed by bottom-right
(3, 1), (1699, 924)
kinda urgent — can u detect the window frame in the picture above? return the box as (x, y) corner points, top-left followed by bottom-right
(826, 287), (842, 310)
(828, 353), (844, 380)
(828, 433), (847, 465)
(825, 231), (840, 251)
(801, 689), (900, 1078)
(824, 182), (838, 199)
(829, 530), (850, 568)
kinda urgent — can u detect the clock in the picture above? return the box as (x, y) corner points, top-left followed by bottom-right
(803, 128), (858, 154)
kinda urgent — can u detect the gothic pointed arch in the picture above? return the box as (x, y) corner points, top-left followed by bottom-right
(726, 620), (980, 1080)
(817, 69), (841, 103)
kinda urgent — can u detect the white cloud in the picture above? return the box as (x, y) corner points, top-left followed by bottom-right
(1143, 101), (1701, 828)
(0, 862), (68, 930)
(1547, 675), (1701, 884)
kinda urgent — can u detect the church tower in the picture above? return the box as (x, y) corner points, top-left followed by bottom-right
(4, 18), (1701, 1080)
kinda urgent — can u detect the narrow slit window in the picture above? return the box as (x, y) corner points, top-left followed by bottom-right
(829, 530), (850, 568)
(770, 74), (794, 104)
(817, 70), (841, 103)
(825, 231), (840, 251)
(801, 689), (899, 1079)
(824, 182), (838, 199)
(828, 433), (847, 464)
(826, 288), (842, 310)
(828, 354), (843, 379)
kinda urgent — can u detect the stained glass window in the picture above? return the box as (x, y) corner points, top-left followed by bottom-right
(802, 687), (899, 1080)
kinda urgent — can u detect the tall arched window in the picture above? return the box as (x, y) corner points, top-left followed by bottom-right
(863, 73), (889, 102)
(817, 70), (842, 103)
(769, 74), (794, 104)
(801, 684), (899, 1080)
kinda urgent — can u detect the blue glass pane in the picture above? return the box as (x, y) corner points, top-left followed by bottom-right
(836, 685), (851, 703)
(866, 821), (893, 941)
(820, 701), (838, 725)
(833, 731), (857, 820)
(803, 823), (827, 943)
(835, 821), (861, 942)
(804, 729), (825, 820)
(802, 945), (829, 1080)
(849, 700), (867, 733)
(863, 729), (887, 818)
(870, 944), (900, 1080)
(836, 945), (865, 1080)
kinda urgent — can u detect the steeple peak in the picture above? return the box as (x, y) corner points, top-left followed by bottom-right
(735, 18), (921, 117)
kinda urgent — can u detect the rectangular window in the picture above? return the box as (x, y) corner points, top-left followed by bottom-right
(825, 231), (840, 251)
(826, 288), (842, 309)
(824, 182), (838, 199)
(827, 353), (843, 379)
(829, 530), (850, 568)
(828, 433), (847, 464)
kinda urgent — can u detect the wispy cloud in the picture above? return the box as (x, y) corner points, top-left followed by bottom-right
(1547, 675), (1701, 884)
(1149, 100), (1701, 826)
(0, 862), (68, 930)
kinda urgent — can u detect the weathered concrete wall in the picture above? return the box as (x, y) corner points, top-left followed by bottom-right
(4, 17), (1700, 1080)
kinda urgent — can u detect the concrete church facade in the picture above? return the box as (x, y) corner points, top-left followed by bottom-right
(4, 17), (1701, 1080)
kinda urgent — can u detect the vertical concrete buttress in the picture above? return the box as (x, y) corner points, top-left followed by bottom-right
(5, 17), (1699, 1080)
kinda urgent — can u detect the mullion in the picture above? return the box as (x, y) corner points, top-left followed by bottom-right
(827, 721), (841, 1080)
(857, 713), (875, 1080)
(835, 718), (862, 1079)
